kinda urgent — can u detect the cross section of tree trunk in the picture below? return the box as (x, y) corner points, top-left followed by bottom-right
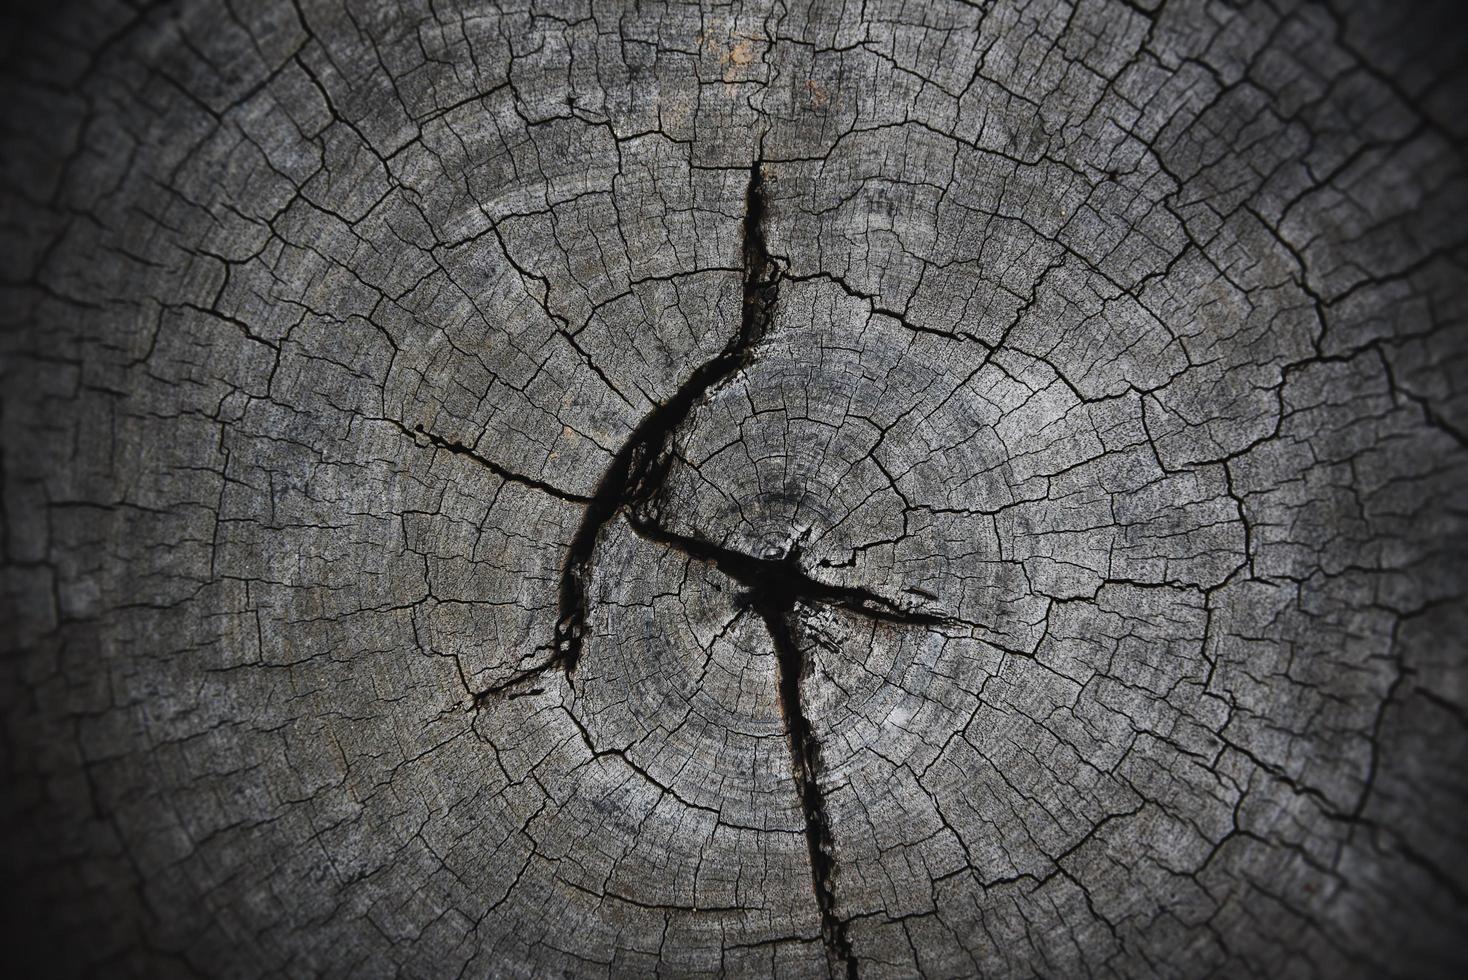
(2, 1), (1466, 976)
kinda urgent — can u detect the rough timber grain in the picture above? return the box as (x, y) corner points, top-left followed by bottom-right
(2, 1), (1466, 977)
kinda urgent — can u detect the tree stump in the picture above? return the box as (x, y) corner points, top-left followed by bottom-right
(2, 1), (1466, 976)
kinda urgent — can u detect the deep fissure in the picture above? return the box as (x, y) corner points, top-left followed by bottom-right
(626, 513), (959, 630)
(485, 152), (859, 974)
(532, 151), (780, 685)
(621, 518), (865, 976)
(750, 577), (860, 980)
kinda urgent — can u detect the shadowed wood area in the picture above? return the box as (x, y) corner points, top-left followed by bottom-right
(2, 0), (1466, 976)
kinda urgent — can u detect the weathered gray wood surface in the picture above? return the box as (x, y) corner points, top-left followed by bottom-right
(2, 0), (1466, 976)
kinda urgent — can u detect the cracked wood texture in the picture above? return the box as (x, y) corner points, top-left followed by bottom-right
(2, 0), (1466, 977)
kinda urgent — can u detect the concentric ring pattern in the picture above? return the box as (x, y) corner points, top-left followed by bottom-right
(1, 1), (1465, 977)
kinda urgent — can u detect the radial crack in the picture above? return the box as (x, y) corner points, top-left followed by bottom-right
(496, 151), (780, 689)
(473, 152), (859, 975)
(752, 589), (860, 980)
(391, 420), (592, 503)
(626, 513), (963, 630)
